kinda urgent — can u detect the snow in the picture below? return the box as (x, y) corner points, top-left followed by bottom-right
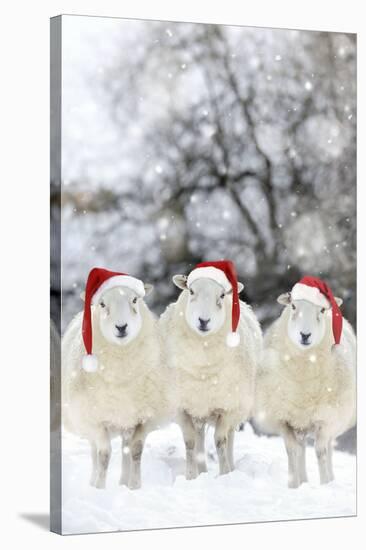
(61, 423), (356, 535)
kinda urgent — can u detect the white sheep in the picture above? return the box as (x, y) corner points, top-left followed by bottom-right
(62, 270), (170, 490)
(255, 281), (356, 488)
(159, 263), (262, 479)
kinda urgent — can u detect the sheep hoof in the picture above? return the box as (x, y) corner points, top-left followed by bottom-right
(94, 478), (106, 489)
(89, 475), (97, 487)
(186, 470), (198, 480)
(219, 467), (231, 476)
(128, 479), (141, 490)
(320, 477), (333, 485)
(288, 478), (301, 489)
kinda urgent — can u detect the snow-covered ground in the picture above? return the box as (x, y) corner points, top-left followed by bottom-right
(62, 423), (356, 535)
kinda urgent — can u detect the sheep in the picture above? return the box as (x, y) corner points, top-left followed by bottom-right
(159, 265), (262, 479)
(255, 284), (356, 488)
(62, 273), (169, 490)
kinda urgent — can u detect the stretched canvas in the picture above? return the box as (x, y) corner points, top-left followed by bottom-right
(50, 14), (357, 535)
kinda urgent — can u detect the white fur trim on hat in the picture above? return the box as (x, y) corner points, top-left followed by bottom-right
(82, 354), (98, 372)
(291, 283), (330, 308)
(187, 266), (232, 292)
(92, 275), (145, 303)
(226, 331), (240, 347)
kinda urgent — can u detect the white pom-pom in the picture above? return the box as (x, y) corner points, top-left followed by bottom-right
(226, 331), (240, 347)
(82, 354), (98, 372)
(332, 343), (343, 356)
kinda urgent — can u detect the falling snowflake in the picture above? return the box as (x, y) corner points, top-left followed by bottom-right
(256, 410), (267, 422)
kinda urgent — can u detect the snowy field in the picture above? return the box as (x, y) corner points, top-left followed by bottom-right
(62, 423), (356, 534)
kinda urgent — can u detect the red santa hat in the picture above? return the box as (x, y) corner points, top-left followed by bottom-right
(81, 267), (146, 372)
(291, 276), (343, 345)
(187, 260), (242, 347)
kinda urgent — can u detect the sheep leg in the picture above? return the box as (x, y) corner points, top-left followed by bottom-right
(94, 427), (111, 489)
(215, 415), (231, 476)
(298, 438), (308, 484)
(227, 428), (235, 471)
(327, 440), (335, 481)
(193, 418), (207, 474)
(120, 428), (134, 486)
(315, 426), (332, 484)
(281, 423), (302, 488)
(180, 411), (198, 480)
(89, 441), (98, 487)
(128, 423), (147, 490)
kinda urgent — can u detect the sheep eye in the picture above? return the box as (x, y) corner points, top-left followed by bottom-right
(291, 304), (296, 311)
(100, 302), (106, 308)
(220, 293), (225, 300)
(132, 297), (138, 304)
(321, 307), (325, 314)
(189, 289), (194, 296)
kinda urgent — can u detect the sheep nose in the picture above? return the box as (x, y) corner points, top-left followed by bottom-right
(198, 317), (210, 330)
(115, 323), (128, 335)
(300, 331), (311, 344)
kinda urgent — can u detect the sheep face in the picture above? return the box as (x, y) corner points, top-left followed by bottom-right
(173, 276), (233, 337)
(186, 279), (229, 336)
(277, 292), (343, 350)
(95, 286), (148, 346)
(286, 299), (328, 349)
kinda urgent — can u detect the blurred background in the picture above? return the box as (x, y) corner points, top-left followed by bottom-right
(50, 15), (357, 452)
(51, 16), (356, 339)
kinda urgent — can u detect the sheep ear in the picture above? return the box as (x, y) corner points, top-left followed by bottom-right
(277, 292), (291, 306)
(227, 282), (244, 295)
(335, 296), (343, 307)
(143, 283), (154, 297)
(80, 291), (85, 302)
(172, 274), (188, 290)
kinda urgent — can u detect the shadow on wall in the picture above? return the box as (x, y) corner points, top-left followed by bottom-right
(19, 513), (49, 531)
